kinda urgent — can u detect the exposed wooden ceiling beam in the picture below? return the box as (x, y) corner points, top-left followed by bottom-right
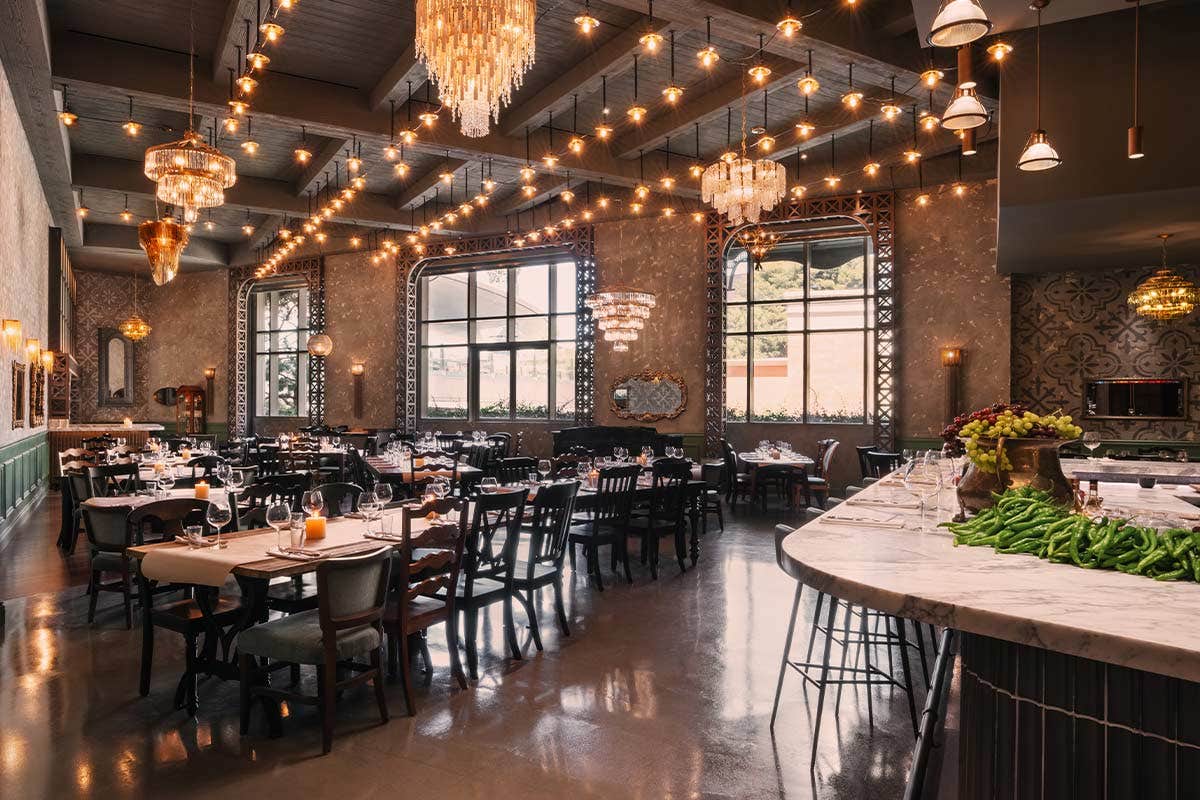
(611, 53), (804, 160)
(233, 212), (285, 262)
(501, 18), (672, 137)
(51, 31), (671, 193)
(294, 137), (351, 196)
(83, 222), (230, 266)
(393, 158), (468, 210)
(368, 43), (425, 111)
(492, 177), (572, 217)
(211, 0), (257, 83)
(70, 154), (470, 234)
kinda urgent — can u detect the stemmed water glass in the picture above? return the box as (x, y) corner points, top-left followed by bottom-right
(157, 470), (175, 498)
(206, 493), (233, 548)
(537, 459), (552, 482)
(266, 502), (291, 552)
(905, 460), (943, 531)
(359, 490), (380, 521)
(479, 476), (499, 494)
(1082, 431), (1102, 460)
(374, 481), (393, 507)
(302, 490), (325, 518)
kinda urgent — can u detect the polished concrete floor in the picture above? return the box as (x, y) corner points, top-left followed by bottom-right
(0, 494), (930, 799)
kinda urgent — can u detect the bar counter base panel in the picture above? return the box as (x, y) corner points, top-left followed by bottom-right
(958, 631), (1199, 799)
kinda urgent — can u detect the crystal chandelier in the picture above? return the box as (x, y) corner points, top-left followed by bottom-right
(584, 289), (656, 352)
(119, 274), (151, 342)
(1128, 235), (1198, 321)
(702, 157), (786, 226)
(138, 215), (190, 286)
(414, 0), (537, 138)
(143, 3), (236, 223)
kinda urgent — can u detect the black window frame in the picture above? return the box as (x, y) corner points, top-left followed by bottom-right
(417, 258), (578, 423)
(250, 281), (311, 419)
(723, 233), (876, 425)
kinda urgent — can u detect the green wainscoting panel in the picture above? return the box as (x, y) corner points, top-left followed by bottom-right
(0, 432), (50, 547)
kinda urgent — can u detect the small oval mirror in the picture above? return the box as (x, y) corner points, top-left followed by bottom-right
(154, 386), (179, 406)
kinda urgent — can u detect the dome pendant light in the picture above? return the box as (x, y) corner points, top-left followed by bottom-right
(942, 44), (989, 130)
(1128, 0), (1144, 159)
(927, 0), (992, 48)
(1017, 0), (1061, 172)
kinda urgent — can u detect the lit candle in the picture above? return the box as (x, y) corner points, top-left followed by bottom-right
(180, 448), (191, 459)
(194, 481), (209, 499)
(153, 462), (166, 475)
(122, 417), (133, 428)
(305, 514), (326, 541)
(588, 469), (599, 489)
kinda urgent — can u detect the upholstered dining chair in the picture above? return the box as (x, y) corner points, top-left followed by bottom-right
(239, 547), (393, 754)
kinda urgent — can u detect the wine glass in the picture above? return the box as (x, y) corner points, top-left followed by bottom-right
(479, 476), (499, 494)
(206, 493), (233, 548)
(157, 471), (175, 497)
(374, 482), (393, 507)
(1082, 431), (1102, 460)
(302, 489), (325, 518)
(266, 502), (291, 552)
(215, 462), (232, 486)
(227, 467), (245, 491)
(537, 459), (551, 482)
(359, 490), (379, 521)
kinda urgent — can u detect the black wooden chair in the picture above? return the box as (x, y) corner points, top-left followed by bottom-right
(81, 505), (138, 628)
(311, 482), (363, 517)
(239, 473), (308, 515)
(382, 500), (469, 714)
(163, 437), (193, 453)
(493, 456), (536, 485)
(439, 489), (529, 680)
(435, 433), (462, 452)
(254, 445), (284, 476)
(798, 439), (840, 508)
(627, 458), (691, 580)
(856, 445), (876, 480)
(81, 435), (116, 451)
(567, 464), (639, 591)
(720, 439), (752, 506)
(239, 547), (392, 754)
(865, 451), (902, 478)
(485, 432), (512, 458)
(511, 481), (580, 647)
(186, 454), (227, 481)
(59, 463), (96, 552)
(461, 443), (492, 473)
(700, 462), (725, 534)
(752, 463), (793, 511)
(87, 464), (142, 497)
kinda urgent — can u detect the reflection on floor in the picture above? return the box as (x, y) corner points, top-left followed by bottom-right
(0, 493), (926, 799)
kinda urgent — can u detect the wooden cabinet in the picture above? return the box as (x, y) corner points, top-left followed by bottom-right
(175, 385), (206, 434)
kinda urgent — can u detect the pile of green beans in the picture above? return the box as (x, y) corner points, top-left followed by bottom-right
(943, 486), (1200, 582)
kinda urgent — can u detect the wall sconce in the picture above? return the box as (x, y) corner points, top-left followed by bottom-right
(41, 350), (55, 371)
(941, 347), (963, 424)
(2, 320), (21, 347)
(203, 367), (216, 413)
(351, 362), (365, 419)
(24, 338), (40, 361)
(306, 333), (333, 357)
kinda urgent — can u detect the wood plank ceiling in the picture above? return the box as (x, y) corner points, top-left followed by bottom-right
(46, 0), (999, 270)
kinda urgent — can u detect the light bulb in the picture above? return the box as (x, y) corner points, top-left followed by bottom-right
(639, 31), (663, 53)
(757, 134), (776, 152)
(691, 211), (704, 222)
(236, 75), (258, 94)
(76, 204), (89, 218)
(394, 161), (409, 177)
(795, 120), (815, 137)
(661, 206), (675, 217)
(634, 184), (649, 199)
(439, 172), (453, 184)
(384, 144), (398, 161)
(842, 91), (864, 110)
(777, 15), (802, 37)
(953, 183), (967, 197)
(520, 165), (535, 181)
(247, 52), (270, 71)
(630, 202), (643, 214)
(259, 22), (284, 42)
(241, 139), (259, 154)
(595, 123), (613, 139)
(697, 45), (719, 68)
(662, 85), (684, 104)
(797, 75), (820, 96)
(825, 175), (841, 188)
(347, 156), (362, 173)
(224, 116), (240, 133)
(294, 147), (312, 163)
(921, 68), (944, 88)
(790, 184), (806, 197)
(627, 105), (647, 123)
(522, 184), (536, 197)
(597, 196), (610, 209)
(916, 193), (931, 207)
(59, 110), (77, 126)
(864, 161), (880, 177)
(987, 42), (1013, 62)
(748, 64), (772, 84)
(543, 154), (559, 168)
(418, 111), (438, 127)
(582, 209), (594, 220)
(242, 223), (254, 236)
(123, 120), (141, 137)
(575, 13), (599, 34)
(561, 189), (575, 202)
(400, 130), (417, 145)
(881, 103), (902, 121)
(919, 110), (939, 131)
(568, 136), (584, 154)
(659, 176), (674, 190)
(120, 209), (133, 222)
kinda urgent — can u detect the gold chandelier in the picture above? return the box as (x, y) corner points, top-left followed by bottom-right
(138, 215), (190, 286)
(119, 274), (151, 342)
(143, 2), (236, 224)
(1128, 234), (1198, 321)
(414, 0), (537, 138)
(702, 157), (787, 226)
(736, 226), (782, 270)
(584, 289), (656, 352)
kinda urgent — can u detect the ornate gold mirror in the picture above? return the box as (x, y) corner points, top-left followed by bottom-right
(11, 361), (25, 428)
(610, 370), (686, 421)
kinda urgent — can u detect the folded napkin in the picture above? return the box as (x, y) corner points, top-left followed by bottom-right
(846, 497), (922, 510)
(266, 546), (326, 562)
(818, 515), (906, 529)
(363, 530), (405, 543)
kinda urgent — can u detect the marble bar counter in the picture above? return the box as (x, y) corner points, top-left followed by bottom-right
(781, 478), (1200, 797)
(1064, 456), (1200, 485)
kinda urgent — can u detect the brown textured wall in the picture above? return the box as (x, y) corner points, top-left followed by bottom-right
(1012, 267), (1200, 442)
(322, 251), (397, 429)
(592, 215), (707, 435)
(75, 270), (229, 428)
(896, 180), (1010, 440)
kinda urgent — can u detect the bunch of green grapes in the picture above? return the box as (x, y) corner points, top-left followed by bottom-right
(951, 404), (1083, 473)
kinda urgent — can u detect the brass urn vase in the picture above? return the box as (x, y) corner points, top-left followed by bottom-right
(957, 437), (1075, 514)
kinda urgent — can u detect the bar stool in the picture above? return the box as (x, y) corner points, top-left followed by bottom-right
(769, 521), (925, 768)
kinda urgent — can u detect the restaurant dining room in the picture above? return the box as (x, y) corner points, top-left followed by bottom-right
(0, 0), (1197, 797)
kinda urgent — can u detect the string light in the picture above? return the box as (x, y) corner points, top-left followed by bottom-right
(628, 55), (647, 122)
(639, 0), (663, 52)
(247, 51), (269, 71)
(663, 30), (684, 103)
(595, 75), (613, 138)
(881, 77), (902, 120)
(294, 125), (312, 163)
(797, 50), (819, 96)
(825, 133), (841, 187)
(241, 117), (259, 154)
(120, 194), (133, 222)
(697, 16), (719, 67)
(842, 63), (863, 109)
(748, 34), (771, 83)
(777, 2), (802, 37)
(987, 41), (1013, 61)
(122, 96), (141, 136)
(575, 0), (599, 34)
(864, 120), (880, 176)
(76, 189), (89, 218)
